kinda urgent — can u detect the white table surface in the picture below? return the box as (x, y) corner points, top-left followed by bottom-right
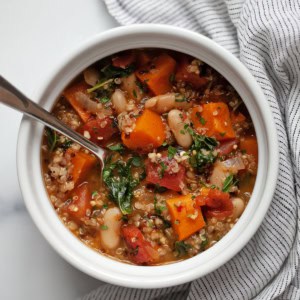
(0, 1), (118, 299)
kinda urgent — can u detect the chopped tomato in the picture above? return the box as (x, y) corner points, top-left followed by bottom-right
(175, 55), (208, 89)
(204, 189), (233, 219)
(145, 157), (185, 192)
(218, 139), (237, 156)
(195, 195), (207, 206)
(231, 112), (246, 125)
(65, 182), (92, 221)
(79, 117), (117, 145)
(122, 225), (158, 264)
(112, 51), (135, 69)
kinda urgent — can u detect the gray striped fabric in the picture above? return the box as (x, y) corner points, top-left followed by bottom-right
(82, 0), (300, 299)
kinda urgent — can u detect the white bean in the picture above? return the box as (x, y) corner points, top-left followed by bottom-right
(209, 161), (230, 189)
(111, 89), (127, 114)
(167, 109), (192, 148)
(101, 207), (122, 250)
(121, 73), (143, 101)
(83, 67), (100, 86)
(145, 93), (191, 114)
(231, 197), (245, 219)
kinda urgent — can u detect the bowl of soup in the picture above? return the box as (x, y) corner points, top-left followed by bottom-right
(17, 24), (279, 288)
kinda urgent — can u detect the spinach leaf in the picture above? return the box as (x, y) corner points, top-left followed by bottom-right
(200, 235), (209, 250)
(103, 156), (144, 215)
(159, 162), (167, 178)
(45, 127), (58, 152)
(189, 149), (216, 171)
(174, 241), (191, 257)
(99, 96), (110, 104)
(188, 130), (218, 172)
(131, 156), (143, 167)
(101, 64), (135, 79)
(60, 139), (73, 150)
(107, 143), (124, 153)
(222, 174), (239, 192)
(87, 64), (135, 94)
(167, 146), (177, 159)
(191, 133), (218, 151)
(154, 196), (167, 215)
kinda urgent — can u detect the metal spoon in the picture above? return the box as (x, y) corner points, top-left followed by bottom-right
(0, 75), (106, 168)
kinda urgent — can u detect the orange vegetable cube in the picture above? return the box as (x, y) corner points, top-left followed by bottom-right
(122, 109), (166, 150)
(240, 136), (258, 162)
(191, 102), (235, 141)
(135, 53), (176, 95)
(63, 81), (91, 122)
(166, 194), (206, 241)
(68, 150), (97, 185)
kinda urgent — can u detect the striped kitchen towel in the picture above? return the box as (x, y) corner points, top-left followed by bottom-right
(83, 0), (300, 299)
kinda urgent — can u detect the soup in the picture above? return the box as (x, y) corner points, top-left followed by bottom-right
(41, 49), (258, 265)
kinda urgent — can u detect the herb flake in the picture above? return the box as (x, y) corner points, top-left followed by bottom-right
(100, 225), (108, 230)
(174, 241), (191, 256)
(45, 127), (58, 152)
(107, 143), (124, 153)
(167, 146), (177, 159)
(159, 162), (167, 178)
(222, 174), (238, 192)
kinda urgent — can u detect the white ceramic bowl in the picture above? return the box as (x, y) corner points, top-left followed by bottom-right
(17, 24), (279, 288)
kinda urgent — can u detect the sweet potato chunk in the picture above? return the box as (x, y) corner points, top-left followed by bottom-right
(166, 194), (205, 241)
(191, 103), (235, 141)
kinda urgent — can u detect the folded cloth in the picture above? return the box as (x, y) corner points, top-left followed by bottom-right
(82, 0), (300, 299)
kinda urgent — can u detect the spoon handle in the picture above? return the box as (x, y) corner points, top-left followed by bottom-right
(0, 75), (105, 164)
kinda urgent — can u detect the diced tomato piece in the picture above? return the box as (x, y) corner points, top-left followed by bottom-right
(112, 51), (135, 69)
(218, 139), (237, 156)
(195, 195), (207, 206)
(65, 182), (92, 221)
(231, 112), (246, 125)
(122, 225), (158, 265)
(79, 117), (117, 146)
(175, 55), (208, 89)
(145, 157), (185, 192)
(204, 189), (233, 219)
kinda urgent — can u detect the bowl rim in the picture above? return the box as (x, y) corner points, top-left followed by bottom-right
(17, 24), (279, 288)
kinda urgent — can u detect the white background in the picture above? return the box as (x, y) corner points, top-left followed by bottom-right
(0, 0), (118, 299)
